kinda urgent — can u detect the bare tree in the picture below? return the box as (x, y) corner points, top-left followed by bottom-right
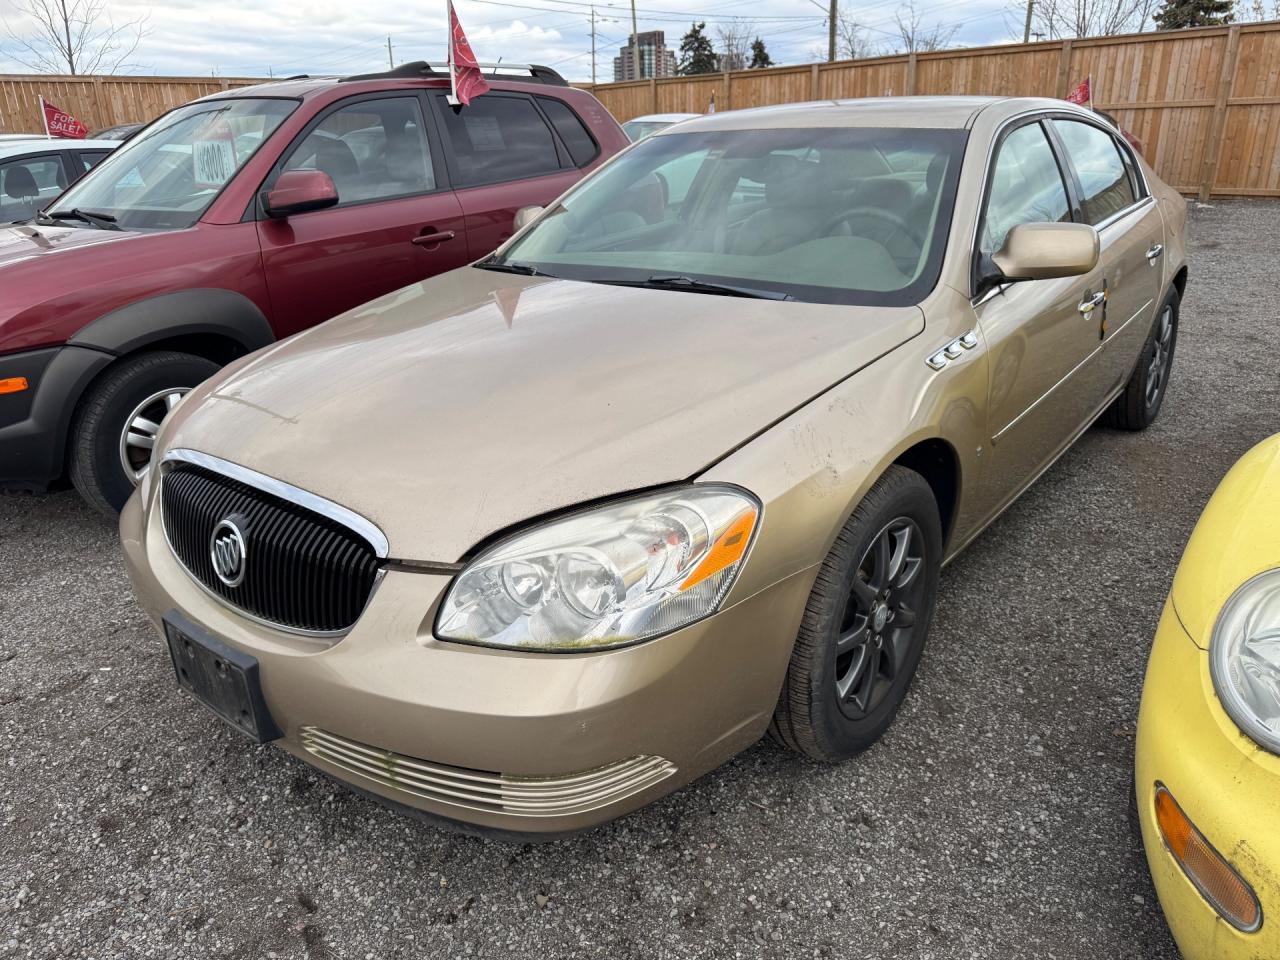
(893, 1), (960, 53)
(714, 18), (754, 72)
(1013, 0), (1157, 38)
(836, 14), (881, 60)
(3, 0), (147, 75)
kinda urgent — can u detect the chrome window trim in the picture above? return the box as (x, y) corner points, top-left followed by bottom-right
(161, 448), (390, 558)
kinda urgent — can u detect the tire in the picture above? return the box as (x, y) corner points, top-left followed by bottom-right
(1102, 287), (1179, 431)
(770, 465), (943, 761)
(68, 351), (219, 516)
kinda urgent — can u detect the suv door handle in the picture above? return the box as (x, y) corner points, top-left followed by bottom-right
(1078, 290), (1107, 315)
(412, 229), (456, 247)
(1145, 243), (1164, 261)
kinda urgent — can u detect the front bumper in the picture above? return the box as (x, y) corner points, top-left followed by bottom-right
(120, 489), (815, 836)
(0, 345), (112, 492)
(1135, 600), (1280, 958)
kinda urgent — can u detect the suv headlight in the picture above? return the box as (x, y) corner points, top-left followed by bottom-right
(436, 485), (760, 652)
(1209, 568), (1280, 753)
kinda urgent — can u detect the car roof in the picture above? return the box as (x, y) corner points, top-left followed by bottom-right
(627, 113), (701, 123)
(662, 96), (1095, 132)
(194, 69), (572, 103)
(0, 138), (120, 159)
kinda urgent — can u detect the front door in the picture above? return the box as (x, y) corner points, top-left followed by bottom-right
(257, 94), (470, 338)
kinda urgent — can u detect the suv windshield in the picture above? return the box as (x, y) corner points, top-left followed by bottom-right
(493, 126), (966, 306)
(44, 98), (296, 231)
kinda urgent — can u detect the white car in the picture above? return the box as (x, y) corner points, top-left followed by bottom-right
(1, 138), (121, 224)
(621, 112), (700, 142)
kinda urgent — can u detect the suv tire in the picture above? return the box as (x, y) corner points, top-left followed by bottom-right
(69, 351), (219, 516)
(1102, 287), (1179, 431)
(770, 466), (942, 761)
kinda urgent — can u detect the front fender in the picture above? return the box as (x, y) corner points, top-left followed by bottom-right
(69, 288), (275, 356)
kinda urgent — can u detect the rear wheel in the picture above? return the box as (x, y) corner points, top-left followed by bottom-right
(770, 466), (942, 761)
(1102, 288), (1179, 431)
(69, 351), (219, 515)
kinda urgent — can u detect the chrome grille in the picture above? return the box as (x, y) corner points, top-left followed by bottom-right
(300, 726), (676, 817)
(160, 458), (382, 635)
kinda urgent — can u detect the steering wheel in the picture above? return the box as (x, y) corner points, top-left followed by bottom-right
(822, 206), (921, 252)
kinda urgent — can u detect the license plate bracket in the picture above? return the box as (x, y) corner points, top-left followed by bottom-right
(163, 610), (281, 743)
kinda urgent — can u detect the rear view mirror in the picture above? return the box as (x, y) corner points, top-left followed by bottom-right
(263, 170), (338, 219)
(513, 205), (543, 231)
(992, 222), (1099, 281)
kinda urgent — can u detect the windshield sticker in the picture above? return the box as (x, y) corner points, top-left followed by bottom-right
(117, 168), (145, 188)
(193, 117), (238, 188)
(463, 115), (505, 151)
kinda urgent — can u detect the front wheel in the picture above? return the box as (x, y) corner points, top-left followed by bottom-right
(68, 351), (219, 515)
(770, 465), (942, 761)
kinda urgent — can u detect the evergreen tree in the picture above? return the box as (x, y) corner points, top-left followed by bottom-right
(1152, 0), (1234, 29)
(678, 22), (719, 75)
(748, 37), (773, 69)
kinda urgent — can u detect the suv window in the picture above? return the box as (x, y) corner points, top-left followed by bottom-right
(284, 96), (435, 206)
(981, 122), (1071, 254)
(538, 97), (597, 167)
(1051, 119), (1137, 226)
(438, 95), (560, 187)
(1, 155), (67, 222)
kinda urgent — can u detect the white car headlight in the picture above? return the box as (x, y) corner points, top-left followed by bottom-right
(1209, 568), (1280, 753)
(436, 485), (760, 652)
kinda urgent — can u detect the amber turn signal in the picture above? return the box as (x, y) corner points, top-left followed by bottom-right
(680, 507), (758, 591)
(0, 376), (29, 395)
(1154, 784), (1262, 932)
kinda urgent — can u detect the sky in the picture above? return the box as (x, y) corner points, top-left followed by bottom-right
(0, 0), (1023, 84)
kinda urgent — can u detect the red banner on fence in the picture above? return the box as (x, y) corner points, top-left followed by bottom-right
(40, 97), (89, 139)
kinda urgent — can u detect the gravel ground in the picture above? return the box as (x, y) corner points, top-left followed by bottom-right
(2, 200), (1277, 960)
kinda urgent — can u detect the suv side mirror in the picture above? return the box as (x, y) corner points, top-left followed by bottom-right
(263, 170), (339, 219)
(513, 205), (543, 231)
(991, 222), (1099, 282)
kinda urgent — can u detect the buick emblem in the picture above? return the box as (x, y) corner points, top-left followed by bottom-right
(210, 517), (247, 587)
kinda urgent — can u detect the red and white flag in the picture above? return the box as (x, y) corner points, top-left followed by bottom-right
(448, 1), (490, 106)
(1064, 76), (1092, 107)
(40, 97), (89, 139)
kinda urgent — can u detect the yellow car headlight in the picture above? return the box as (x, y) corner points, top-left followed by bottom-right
(1209, 567), (1280, 753)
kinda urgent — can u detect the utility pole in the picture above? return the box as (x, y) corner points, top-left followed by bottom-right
(828, 0), (837, 62)
(1022, 0), (1034, 43)
(630, 0), (641, 80)
(590, 6), (597, 85)
(387, 36), (394, 69)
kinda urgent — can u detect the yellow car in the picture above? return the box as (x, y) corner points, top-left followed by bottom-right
(1137, 433), (1280, 957)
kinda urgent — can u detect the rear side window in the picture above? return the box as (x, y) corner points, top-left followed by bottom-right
(980, 122), (1071, 254)
(0, 155), (67, 222)
(1051, 119), (1136, 226)
(439, 95), (560, 187)
(538, 97), (598, 166)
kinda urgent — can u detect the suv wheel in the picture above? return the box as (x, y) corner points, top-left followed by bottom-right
(69, 351), (219, 515)
(769, 465), (942, 761)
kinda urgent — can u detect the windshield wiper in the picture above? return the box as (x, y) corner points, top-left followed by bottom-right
(473, 259), (543, 276)
(45, 208), (121, 231)
(604, 275), (793, 301)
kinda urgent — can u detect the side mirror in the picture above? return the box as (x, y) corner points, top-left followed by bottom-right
(263, 170), (338, 219)
(991, 222), (1099, 281)
(513, 205), (543, 231)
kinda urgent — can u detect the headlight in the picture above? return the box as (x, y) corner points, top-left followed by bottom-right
(1209, 568), (1280, 753)
(436, 485), (760, 652)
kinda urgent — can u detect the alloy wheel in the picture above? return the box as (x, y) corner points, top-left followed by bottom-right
(1144, 304), (1175, 410)
(118, 388), (189, 484)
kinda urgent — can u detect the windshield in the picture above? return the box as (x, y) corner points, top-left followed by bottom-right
(622, 120), (676, 142)
(494, 126), (967, 306)
(45, 98), (296, 231)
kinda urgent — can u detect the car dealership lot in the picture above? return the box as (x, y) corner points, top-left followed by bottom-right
(1, 200), (1274, 959)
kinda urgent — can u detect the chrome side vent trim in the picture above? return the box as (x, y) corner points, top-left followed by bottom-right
(926, 330), (980, 370)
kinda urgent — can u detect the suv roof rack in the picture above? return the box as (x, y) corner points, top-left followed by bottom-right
(341, 60), (567, 86)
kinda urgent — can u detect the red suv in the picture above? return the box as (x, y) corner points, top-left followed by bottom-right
(0, 62), (626, 513)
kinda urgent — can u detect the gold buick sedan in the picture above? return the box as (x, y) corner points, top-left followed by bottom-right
(121, 97), (1188, 837)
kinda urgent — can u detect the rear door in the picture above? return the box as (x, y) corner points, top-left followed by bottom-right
(429, 92), (587, 259)
(256, 93), (469, 338)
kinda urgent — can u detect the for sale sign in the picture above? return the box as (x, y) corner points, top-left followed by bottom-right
(40, 97), (89, 139)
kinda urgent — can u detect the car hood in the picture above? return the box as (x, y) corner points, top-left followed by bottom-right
(0, 223), (134, 265)
(164, 268), (923, 561)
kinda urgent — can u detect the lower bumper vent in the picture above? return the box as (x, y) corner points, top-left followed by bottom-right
(300, 726), (675, 818)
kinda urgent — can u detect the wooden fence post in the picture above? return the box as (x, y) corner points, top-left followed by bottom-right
(649, 77), (657, 112)
(906, 52), (917, 96)
(1055, 39), (1074, 97)
(810, 62), (820, 101)
(1199, 25), (1242, 202)
(91, 76), (104, 127)
(722, 71), (731, 112)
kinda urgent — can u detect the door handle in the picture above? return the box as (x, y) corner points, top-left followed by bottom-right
(1078, 290), (1107, 315)
(412, 229), (456, 247)
(1145, 243), (1164, 261)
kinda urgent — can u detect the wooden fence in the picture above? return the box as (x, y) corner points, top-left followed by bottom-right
(581, 21), (1280, 200)
(0, 74), (261, 136)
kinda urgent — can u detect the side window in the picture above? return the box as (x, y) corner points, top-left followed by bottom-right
(283, 96), (435, 206)
(537, 97), (598, 167)
(0, 155), (68, 222)
(78, 151), (111, 174)
(1051, 119), (1137, 226)
(438, 95), (560, 187)
(980, 122), (1071, 254)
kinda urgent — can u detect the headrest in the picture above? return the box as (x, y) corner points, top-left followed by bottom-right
(3, 165), (39, 200)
